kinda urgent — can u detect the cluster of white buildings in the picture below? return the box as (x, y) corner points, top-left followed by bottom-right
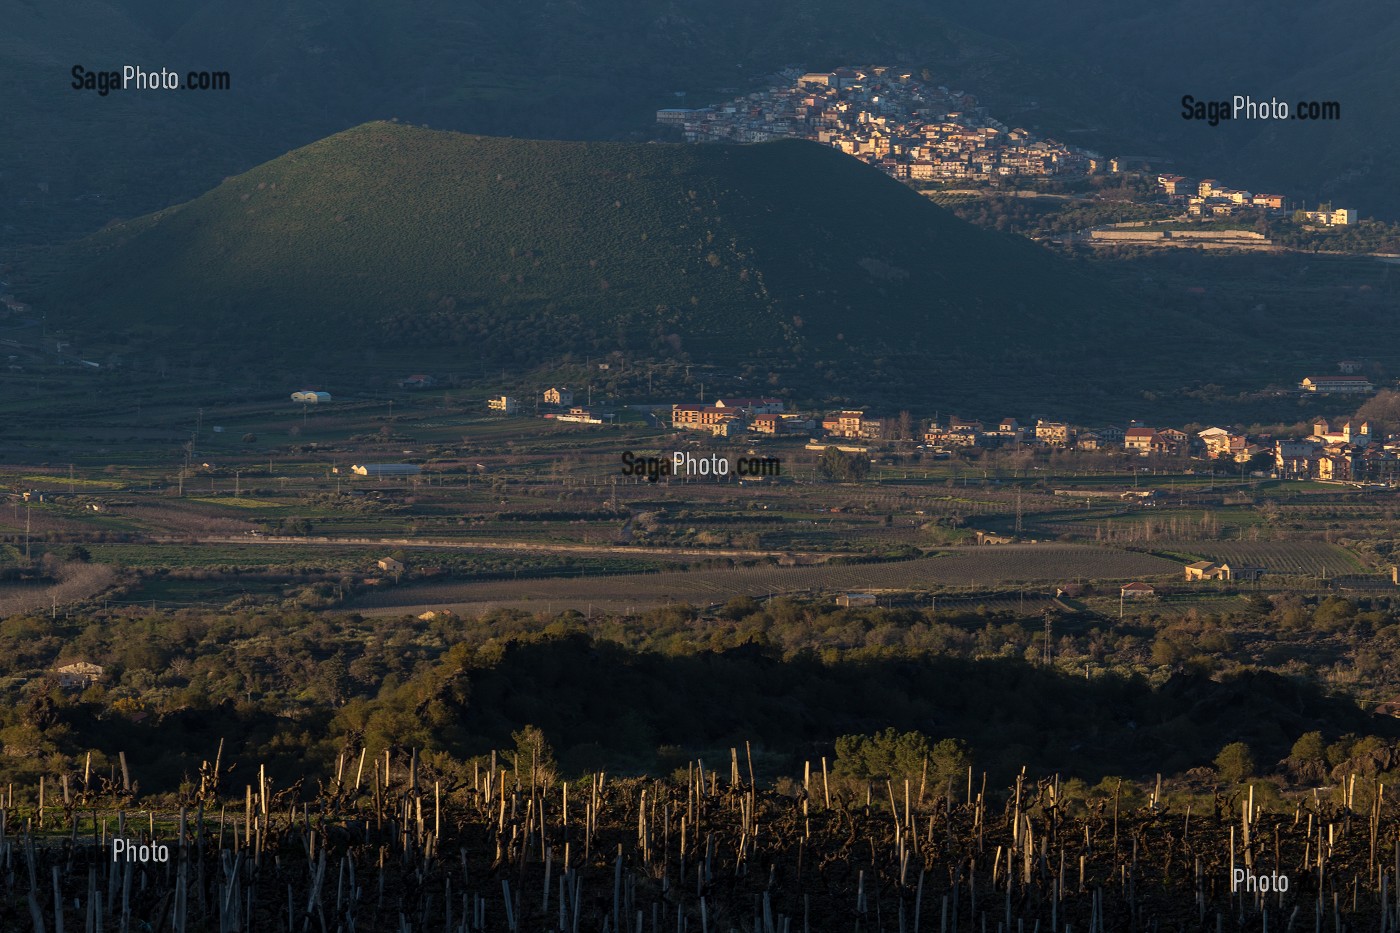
(661, 66), (1100, 184)
(1157, 175), (1357, 225)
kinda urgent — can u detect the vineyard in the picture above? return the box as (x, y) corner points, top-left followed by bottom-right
(1170, 542), (1366, 577)
(355, 545), (1180, 614)
(3, 754), (1400, 932)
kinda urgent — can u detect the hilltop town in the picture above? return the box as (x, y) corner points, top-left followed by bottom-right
(659, 66), (1098, 183)
(660, 66), (1365, 241)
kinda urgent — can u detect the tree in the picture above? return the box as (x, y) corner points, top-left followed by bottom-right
(1290, 731), (1326, 763)
(1215, 742), (1256, 783)
(834, 728), (933, 784)
(719, 595), (761, 621)
(509, 725), (558, 789)
(928, 738), (971, 787)
(817, 447), (871, 482)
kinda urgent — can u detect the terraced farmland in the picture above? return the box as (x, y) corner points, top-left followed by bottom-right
(355, 543), (1180, 614)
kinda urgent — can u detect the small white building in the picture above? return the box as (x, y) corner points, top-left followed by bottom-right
(291, 390), (332, 404)
(1300, 208), (1356, 226)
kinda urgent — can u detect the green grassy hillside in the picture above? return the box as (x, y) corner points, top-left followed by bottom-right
(39, 122), (1126, 403)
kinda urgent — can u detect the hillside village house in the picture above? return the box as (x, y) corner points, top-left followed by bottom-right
(672, 404), (733, 429)
(824, 410), (883, 440)
(543, 387), (573, 406)
(1300, 208), (1357, 226)
(376, 557), (404, 574)
(399, 374), (435, 390)
(925, 420), (980, 447)
(1120, 582), (1156, 599)
(1156, 428), (1188, 452)
(1034, 420), (1072, 447)
(1299, 375), (1374, 394)
(1123, 427), (1185, 456)
(750, 413), (813, 435)
(1199, 427), (1249, 460)
(1123, 427), (1157, 455)
(488, 395), (520, 414)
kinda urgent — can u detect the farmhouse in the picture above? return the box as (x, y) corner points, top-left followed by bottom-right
(399, 375), (435, 390)
(975, 530), (1016, 545)
(1299, 375), (1374, 394)
(53, 661), (105, 689)
(543, 387), (574, 406)
(1184, 560), (1232, 581)
(351, 463), (421, 477)
(376, 557), (404, 573)
(555, 407), (608, 424)
(1120, 582), (1156, 599)
(488, 395), (520, 414)
(837, 592), (878, 607)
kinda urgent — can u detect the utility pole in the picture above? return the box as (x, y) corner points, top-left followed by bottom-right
(235, 470), (242, 497)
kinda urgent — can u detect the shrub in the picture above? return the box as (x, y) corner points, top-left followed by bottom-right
(1215, 742), (1256, 783)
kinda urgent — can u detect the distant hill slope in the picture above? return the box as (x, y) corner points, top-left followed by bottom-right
(4, 0), (1394, 250)
(39, 122), (1127, 404)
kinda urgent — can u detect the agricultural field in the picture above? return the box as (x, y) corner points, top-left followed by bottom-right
(1166, 540), (1368, 576)
(353, 543), (1180, 615)
(0, 364), (1397, 630)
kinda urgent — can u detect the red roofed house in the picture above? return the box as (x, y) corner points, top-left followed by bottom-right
(1124, 427), (1157, 455)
